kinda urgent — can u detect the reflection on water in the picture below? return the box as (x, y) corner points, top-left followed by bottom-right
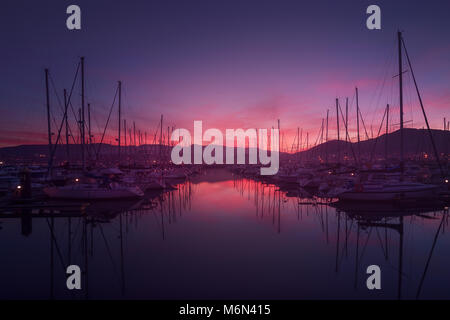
(0, 169), (449, 299)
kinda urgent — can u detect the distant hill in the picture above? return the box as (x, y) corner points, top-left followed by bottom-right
(296, 128), (450, 161)
(0, 128), (449, 165)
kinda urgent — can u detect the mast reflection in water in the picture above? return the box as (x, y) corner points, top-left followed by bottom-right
(0, 169), (448, 299)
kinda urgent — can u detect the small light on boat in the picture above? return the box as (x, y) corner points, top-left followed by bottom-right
(445, 179), (449, 184)
(0, 161), (3, 165)
(351, 173), (355, 176)
(75, 178), (79, 182)
(17, 185), (22, 189)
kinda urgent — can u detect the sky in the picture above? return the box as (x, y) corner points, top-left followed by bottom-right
(0, 0), (449, 148)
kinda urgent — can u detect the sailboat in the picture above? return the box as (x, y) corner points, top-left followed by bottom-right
(336, 31), (440, 202)
(44, 178), (144, 200)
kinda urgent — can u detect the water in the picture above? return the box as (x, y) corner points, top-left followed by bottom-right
(0, 169), (449, 299)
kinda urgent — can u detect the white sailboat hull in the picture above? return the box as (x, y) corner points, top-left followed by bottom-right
(44, 185), (144, 200)
(337, 183), (438, 201)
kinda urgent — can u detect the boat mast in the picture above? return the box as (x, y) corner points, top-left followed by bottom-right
(356, 87), (360, 161)
(398, 31), (404, 181)
(133, 121), (136, 148)
(299, 128), (303, 162)
(124, 119), (127, 157)
(80, 57), (86, 170)
(345, 97), (349, 161)
(345, 98), (348, 143)
(159, 115), (163, 161)
(401, 33), (445, 177)
(277, 119), (281, 153)
(336, 98), (340, 163)
(88, 103), (92, 146)
(64, 89), (69, 161)
(45, 69), (52, 171)
(385, 104), (389, 165)
(118, 81), (122, 163)
(320, 119), (324, 145)
(326, 109), (329, 164)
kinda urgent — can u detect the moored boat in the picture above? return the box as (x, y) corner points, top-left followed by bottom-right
(336, 181), (438, 201)
(44, 181), (144, 199)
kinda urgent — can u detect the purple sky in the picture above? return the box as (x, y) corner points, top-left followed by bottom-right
(1, 0), (449, 148)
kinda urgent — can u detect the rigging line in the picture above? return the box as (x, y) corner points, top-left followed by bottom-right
(54, 62), (80, 121)
(401, 37), (445, 177)
(49, 98), (77, 148)
(92, 111), (104, 142)
(69, 217), (82, 245)
(338, 219), (354, 266)
(369, 42), (395, 129)
(45, 218), (67, 270)
(358, 107), (371, 140)
(98, 223), (121, 281)
(62, 63), (82, 144)
(369, 106), (387, 163)
(48, 74), (67, 138)
(47, 63), (81, 165)
(96, 85), (119, 160)
(416, 212), (447, 299)
(374, 227), (387, 259)
(313, 119), (323, 147)
(338, 101), (359, 166)
(49, 73), (65, 114)
(358, 227), (373, 265)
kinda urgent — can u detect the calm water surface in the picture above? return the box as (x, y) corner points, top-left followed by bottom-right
(0, 169), (449, 299)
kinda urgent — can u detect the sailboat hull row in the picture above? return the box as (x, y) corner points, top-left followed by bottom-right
(337, 183), (439, 201)
(44, 184), (144, 200)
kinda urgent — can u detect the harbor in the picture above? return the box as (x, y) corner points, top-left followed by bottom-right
(1, 1), (450, 301)
(0, 169), (449, 299)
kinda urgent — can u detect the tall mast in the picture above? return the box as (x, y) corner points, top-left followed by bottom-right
(88, 103), (92, 145)
(78, 108), (82, 146)
(345, 97), (349, 162)
(401, 31), (444, 177)
(80, 57), (86, 170)
(385, 104), (389, 165)
(124, 119), (127, 160)
(398, 31), (404, 180)
(300, 128), (303, 151)
(133, 121), (136, 147)
(320, 119), (324, 144)
(326, 109), (329, 164)
(277, 119), (280, 153)
(356, 87), (361, 160)
(64, 89), (69, 161)
(336, 98), (340, 163)
(45, 69), (52, 169)
(118, 81), (122, 162)
(296, 127), (300, 153)
(87, 102), (91, 166)
(159, 115), (163, 161)
(345, 98), (348, 143)
(299, 128), (303, 163)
